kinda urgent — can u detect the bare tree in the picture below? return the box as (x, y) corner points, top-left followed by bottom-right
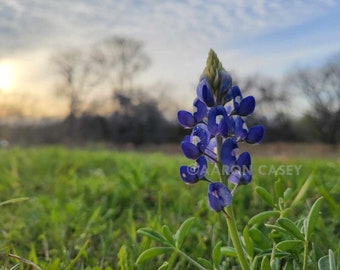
(235, 75), (289, 116)
(51, 48), (100, 116)
(289, 52), (340, 144)
(91, 36), (151, 100)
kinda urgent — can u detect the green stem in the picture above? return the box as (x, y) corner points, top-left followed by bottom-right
(177, 249), (208, 270)
(302, 240), (309, 270)
(223, 207), (250, 270)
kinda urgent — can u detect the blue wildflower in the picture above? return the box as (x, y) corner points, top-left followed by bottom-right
(196, 78), (215, 107)
(207, 106), (229, 136)
(180, 156), (207, 184)
(228, 152), (252, 185)
(246, 125), (264, 144)
(231, 86), (255, 116)
(178, 49), (263, 212)
(177, 98), (207, 129)
(180, 124), (210, 159)
(220, 138), (238, 172)
(219, 70), (232, 94)
(208, 182), (233, 212)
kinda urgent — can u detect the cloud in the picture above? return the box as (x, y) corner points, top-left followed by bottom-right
(1, 0), (339, 112)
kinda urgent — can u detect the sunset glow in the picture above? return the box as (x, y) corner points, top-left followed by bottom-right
(0, 62), (13, 92)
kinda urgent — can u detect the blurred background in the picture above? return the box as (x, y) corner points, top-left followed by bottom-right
(0, 0), (339, 153)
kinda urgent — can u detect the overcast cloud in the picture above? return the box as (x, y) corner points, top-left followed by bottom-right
(1, 0), (340, 115)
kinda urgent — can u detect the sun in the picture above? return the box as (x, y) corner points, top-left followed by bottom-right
(0, 63), (13, 92)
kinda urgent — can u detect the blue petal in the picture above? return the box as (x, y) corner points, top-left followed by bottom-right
(181, 141), (200, 159)
(220, 138), (238, 168)
(234, 116), (247, 141)
(228, 170), (241, 185)
(228, 152), (252, 185)
(231, 85), (242, 99)
(207, 106), (227, 135)
(246, 125), (264, 144)
(177, 110), (195, 128)
(193, 98), (207, 122)
(219, 70), (232, 94)
(238, 96), (255, 116)
(208, 182), (232, 212)
(205, 138), (217, 163)
(196, 78), (215, 107)
(180, 166), (199, 184)
(191, 124), (210, 152)
(196, 156), (207, 179)
(237, 151), (251, 168)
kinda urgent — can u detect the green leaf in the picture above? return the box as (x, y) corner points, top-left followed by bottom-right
(256, 186), (275, 208)
(157, 261), (169, 270)
(265, 224), (292, 236)
(318, 255), (330, 270)
(197, 258), (213, 270)
(137, 228), (169, 245)
(162, 225), (175, 246)
(212, 241), (222, 268)
(328, 249), (336, 270)
(275, 240), (303, 251)
(65, 240), (89, 270)
(248, 227), (271, 250)
(136, 247), (173, 264)
(274, 178), (284, 200)
(118, 245), (128, 270)
(243, 226), (253, 258)
(248, 210), (280, 226)
(260, 256), (271, 270)
(175, 217), (196, 248)
(277, 218), (305, 241)
(306, 197), (323, 240)
(220, 246), (237, 257)
(0, 197), (30, 207)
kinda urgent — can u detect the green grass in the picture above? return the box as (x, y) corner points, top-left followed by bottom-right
(0, 147), (339, 269)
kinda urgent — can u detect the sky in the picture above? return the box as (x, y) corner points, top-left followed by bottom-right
(0, 0), (340, 117)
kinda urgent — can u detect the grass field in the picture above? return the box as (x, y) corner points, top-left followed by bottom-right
(0, 146), (339, 269)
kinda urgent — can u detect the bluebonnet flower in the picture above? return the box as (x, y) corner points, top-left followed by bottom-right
(208, 182), (233, 212)
(177, 98), (207, 128)
(180, 156), (207, 184)
(196, 78), (215, 107)
(178, 49), (264, 212)
(228, 152), (252, 185)
(180, 124), (210, 159)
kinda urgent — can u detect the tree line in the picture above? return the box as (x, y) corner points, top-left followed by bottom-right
(0, 36), (339, 146)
